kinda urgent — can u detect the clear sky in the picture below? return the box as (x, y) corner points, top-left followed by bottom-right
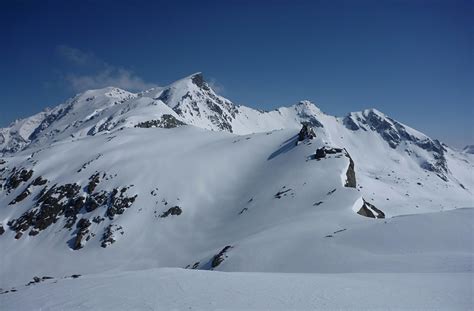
(1, 0), (472, 147)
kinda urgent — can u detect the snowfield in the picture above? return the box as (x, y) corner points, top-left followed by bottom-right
(0, 73), (473, 310)
(1, 269), (472, 310)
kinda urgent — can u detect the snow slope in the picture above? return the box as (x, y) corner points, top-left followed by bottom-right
(1, 269), (472, 310)
(0, 72), (473, 309)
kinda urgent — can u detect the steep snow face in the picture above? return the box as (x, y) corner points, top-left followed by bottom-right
(463, 145), (474, 154)
(0, 111), (50, 154)
(0, 87), (139, 153)
(342, 108), (451, 181)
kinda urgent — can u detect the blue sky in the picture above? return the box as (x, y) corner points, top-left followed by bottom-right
(1, 0), (472, 147)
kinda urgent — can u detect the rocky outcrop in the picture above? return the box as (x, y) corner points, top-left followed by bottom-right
(8, 183), (84, 236)
(8, 175), (49, 206)
(8, 186), (31, 205)
(160, 206), (182, 218)
(0, 224), (4, 235)
(7, 171), (136, 246)
(314, 147), (343, 160)
(86, 172), (101, 194)
(85, 191), (108, 213)
(4, 168), (33, 193)
(101, 224), (124, 248)
(72, 218), (92, 250)
(344, 152), (356, 188)
(211, 245), (233, 268)
(31, 176), (47, 186)
(297, 123), (316, 142)
(357, 199), (385, 219)
(134, 114), (185, 129)
(105, 187), (137, 219)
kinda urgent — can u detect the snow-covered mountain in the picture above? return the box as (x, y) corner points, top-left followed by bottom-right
(463, 144), (474, 154)
(0, 73), (473, 309)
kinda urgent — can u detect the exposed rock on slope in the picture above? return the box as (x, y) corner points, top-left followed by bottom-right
(297, 123), (316, 142)
(357, 199), (385, 219)
(344, 152), (356, 188)
(134, 114), (185, 129)
(343, 109), (450, 180)
(5, 170), (137, 249)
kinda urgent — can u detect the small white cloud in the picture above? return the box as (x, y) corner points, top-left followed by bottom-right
(57, 45), (155, 92)
(57, 45), (100, 66)
(66, 68), (155, 92)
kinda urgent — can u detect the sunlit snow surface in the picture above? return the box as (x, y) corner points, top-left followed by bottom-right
(1, 269), (472, 310)
(1, 74), (473, 310)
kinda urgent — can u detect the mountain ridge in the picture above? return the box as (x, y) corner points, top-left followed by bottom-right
(0, 72), (451, 155)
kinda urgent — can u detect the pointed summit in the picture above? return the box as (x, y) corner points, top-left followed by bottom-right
(188, 72), (209, 90)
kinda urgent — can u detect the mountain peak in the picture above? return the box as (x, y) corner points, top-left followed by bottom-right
(172, 72), (208, 90)
(292, 100), (322, 115)
(189, 72), (209, 90)
(463, 145), (474, 154)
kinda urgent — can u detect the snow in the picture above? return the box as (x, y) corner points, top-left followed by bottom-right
(1, 269), (472, 310)
(0, 72), (473, 310)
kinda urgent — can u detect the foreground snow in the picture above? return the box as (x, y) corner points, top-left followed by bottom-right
(1, 268), (472, 310)
(1, 207), (472, 310)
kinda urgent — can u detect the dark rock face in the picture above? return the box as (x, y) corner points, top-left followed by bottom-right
(7, 171), (136, 245)
(191, 73), (210, 91)
(160, 206), (182, 218)
(85, 191), (108, 213)
(211, 245), (233, 268)
(86, 173), (101, 194)
(298, 124), (316, 142)
(101, 224), (124, 248)
(9, 187), (31, 205)
(105, 188), (137, 219)
(343, 116), (360, 130)
(8, 175), (49, 206)
(31, 176), (48, 186)
(72, 218), (91, 250)
(4, 168), (33, 193)
(357, 199), (385, 219)
(314, 147), (343, 160)
(9, 183), (83, 236)
(0, 224), (4, 235)
(134, 114), (185, 129)
(344, 153), (356, 188)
